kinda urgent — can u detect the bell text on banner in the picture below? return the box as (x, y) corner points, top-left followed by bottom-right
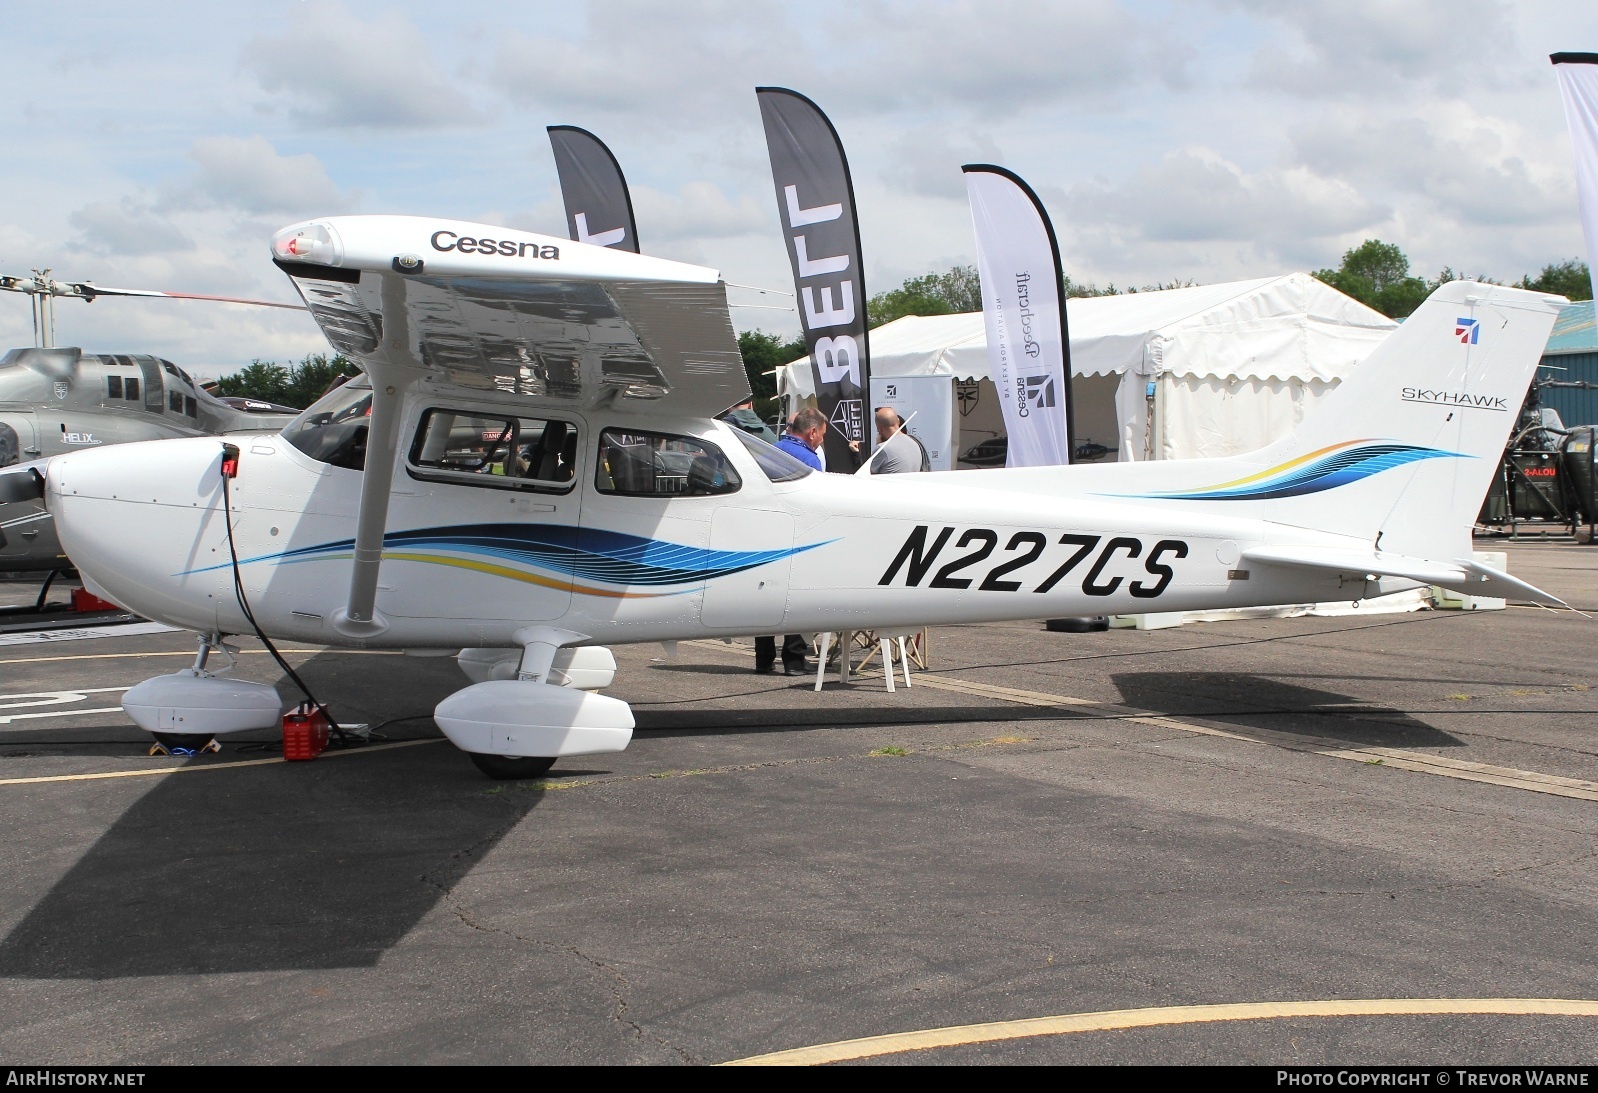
(757, 87), (869, 471)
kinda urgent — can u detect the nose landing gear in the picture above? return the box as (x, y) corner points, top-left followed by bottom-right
(122, 632), (283, 752)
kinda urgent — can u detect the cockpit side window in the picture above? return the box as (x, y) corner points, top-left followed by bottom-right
(406, 408), (578, 493)
(595, 428), (741, 497)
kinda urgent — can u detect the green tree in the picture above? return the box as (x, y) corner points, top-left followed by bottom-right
(1063, 274), (1120, 298)
(213, 361), (291, 404)
(867, 265), (983, 327)
(213, 352), (356, 409)
(736, 330), (805, 421)
(285, 353), (356, 408)
(1519, 259), (1592, 301)
(1314, 239), (1430, 318)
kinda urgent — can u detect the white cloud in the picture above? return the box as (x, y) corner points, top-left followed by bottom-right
(180, 136), (354, 216)
(1067, 146), (1389, 274)
(1233, 0), (1524, 99)
(829, 0), (1190, 112)
(68, 201), (196, 258)
(487, 1), (795, 117)
(1291, 103), (1573, 228)
(630, 181), (769, 243)
(880, 127), (1003, 200)
(242, 2), (480, 129)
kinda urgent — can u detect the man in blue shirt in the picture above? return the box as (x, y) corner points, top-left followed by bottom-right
(756, 407), (829, 674)
(774, 406), (827, 472)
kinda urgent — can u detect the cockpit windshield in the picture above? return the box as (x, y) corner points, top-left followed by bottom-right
(728, 426), (813, 483)
(282, 378), (372, 470)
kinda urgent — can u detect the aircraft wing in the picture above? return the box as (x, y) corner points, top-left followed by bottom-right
(268, 215), (752, 639)
(1241, 546), (1569, 607)
(270, 215), (749, 418)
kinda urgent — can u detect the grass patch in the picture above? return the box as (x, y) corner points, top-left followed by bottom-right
(1448, 694), (1472, 702)
(870, 746), (909, 757)
(1364, 757), (1385, 766)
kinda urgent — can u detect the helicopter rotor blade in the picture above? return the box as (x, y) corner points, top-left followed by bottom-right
(0, 276), (308, 311)
(63, 285), (309, 311)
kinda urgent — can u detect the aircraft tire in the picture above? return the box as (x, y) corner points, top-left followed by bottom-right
(151, 732), (218, 755)
(469, 753), (557, 780)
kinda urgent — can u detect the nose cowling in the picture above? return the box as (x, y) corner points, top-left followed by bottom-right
(49, 437), (232, 632)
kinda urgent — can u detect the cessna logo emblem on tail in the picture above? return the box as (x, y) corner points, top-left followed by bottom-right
(1455, 317), (1480, 344)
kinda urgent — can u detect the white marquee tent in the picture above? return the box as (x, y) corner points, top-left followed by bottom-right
(779, 272), (1397, 463)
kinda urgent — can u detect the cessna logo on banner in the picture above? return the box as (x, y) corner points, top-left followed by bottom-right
(963, 164), (1076, 468)
(757, 86), (869, 471)
(1553, 54), (1598, 303)
(547, 125), (640, 253)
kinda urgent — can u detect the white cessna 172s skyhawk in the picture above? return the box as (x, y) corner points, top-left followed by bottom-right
(7, 214), (1570, 778)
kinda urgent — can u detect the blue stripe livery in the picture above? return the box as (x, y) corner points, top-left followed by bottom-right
(184, 523), (827, 587)
(1115, 442), (1469, 501)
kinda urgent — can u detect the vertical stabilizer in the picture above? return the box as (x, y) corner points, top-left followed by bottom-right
(1264, 282), (1562, 558)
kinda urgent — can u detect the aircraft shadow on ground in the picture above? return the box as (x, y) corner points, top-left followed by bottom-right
(0, 651), (558, 980)
(633, 704), (1084, 737)
(1110, 671), (1462, 750)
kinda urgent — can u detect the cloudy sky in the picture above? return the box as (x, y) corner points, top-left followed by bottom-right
(4, 1), (1595, 377)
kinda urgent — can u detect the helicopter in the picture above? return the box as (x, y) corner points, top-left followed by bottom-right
(1476, 369), (1598, 539)
(0, 215), (1567, 779)
(0, 271), (307, 578)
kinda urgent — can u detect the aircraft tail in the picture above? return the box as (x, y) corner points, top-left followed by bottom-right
(1145, 281), (1565, 562)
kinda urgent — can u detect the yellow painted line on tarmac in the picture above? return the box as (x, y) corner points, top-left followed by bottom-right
(0, 737), (444, 787)
(718, 998), (1598, 1065)
(683, 640), (1598, 802)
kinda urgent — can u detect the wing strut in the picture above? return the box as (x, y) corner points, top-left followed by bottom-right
(327, 272), (419, 639)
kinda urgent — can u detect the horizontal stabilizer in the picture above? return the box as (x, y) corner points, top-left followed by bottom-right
(1241, 546), (1569, 607)
(1457, 558), (1571, 607)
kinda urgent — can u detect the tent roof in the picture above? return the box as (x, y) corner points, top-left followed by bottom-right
(1544, 300), (1598, 355)
(780, 272), (1396, 397)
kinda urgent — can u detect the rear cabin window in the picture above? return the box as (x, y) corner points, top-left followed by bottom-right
(595, 429), (741, 497)
(106, 376), (122, 399)
(407, 409), (578, 492)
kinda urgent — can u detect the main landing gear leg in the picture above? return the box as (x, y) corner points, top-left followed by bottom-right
(434, 627), (634, 781)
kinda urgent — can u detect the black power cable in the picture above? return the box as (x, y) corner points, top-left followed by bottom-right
(219, 444), (357, 746)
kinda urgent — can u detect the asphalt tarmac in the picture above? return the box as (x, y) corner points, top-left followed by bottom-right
(0, 541), (1596, 1065)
